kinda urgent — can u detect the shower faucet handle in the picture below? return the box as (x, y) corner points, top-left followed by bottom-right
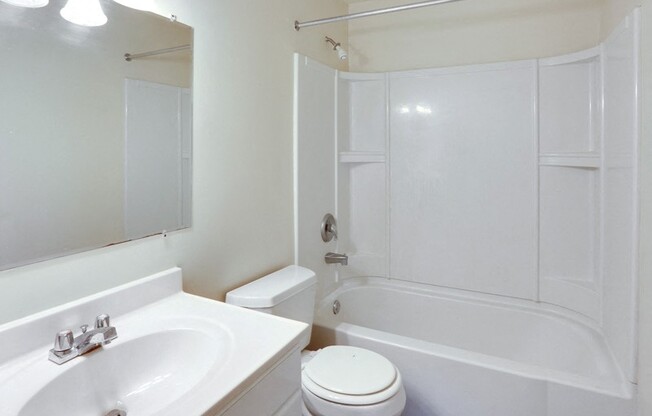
(321, 213), (338, 242)
(326, 222), (337, 236)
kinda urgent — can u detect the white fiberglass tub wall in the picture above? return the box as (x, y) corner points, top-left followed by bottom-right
(310, 278), (635, 416)
(294, 8), (639, 416)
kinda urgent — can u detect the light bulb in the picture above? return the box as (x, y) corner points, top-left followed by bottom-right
(336, 45), (348, 61)
(0, 0), (48, 7)
(112, 0), (154, 11)
(60, 0), (107, 27)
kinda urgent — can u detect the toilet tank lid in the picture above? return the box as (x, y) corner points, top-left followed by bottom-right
(225, 265), (317, 308)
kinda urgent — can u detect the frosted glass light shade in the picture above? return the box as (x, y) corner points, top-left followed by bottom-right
(0, 0), (48, 8)
(60, 0), (107, 27)
(112, 0), (154, 11)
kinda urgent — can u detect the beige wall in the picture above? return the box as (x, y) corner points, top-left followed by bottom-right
(345, 0), (647, 73)
(602, 0), (642, 37)
(0, 0), (347, 324)
(347, 0), (604, 72)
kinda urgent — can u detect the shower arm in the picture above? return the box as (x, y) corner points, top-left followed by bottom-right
(325, 37), (340, 50)
(295, 0), (464, 31)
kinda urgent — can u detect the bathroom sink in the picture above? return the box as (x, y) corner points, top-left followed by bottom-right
(19, 329), (222, 416)
(0, 268), (309, 416)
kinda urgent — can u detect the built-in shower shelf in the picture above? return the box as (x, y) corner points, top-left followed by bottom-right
(339, 151), (386, 163)
(539, 153), (600, 168)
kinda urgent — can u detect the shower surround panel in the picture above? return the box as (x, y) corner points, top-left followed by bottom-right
(389, 62), (538, 300)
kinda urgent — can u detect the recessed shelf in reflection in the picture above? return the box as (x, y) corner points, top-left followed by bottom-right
(539, 153), (600, 168)
(339, 151), (386, 164)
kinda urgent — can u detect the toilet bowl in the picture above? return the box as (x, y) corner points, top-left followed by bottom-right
(301, 346), (406, 416)
(225, 265), (406, 416)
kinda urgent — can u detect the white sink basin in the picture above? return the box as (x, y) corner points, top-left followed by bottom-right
(0, 268), (308, 416)
(20, 329), (223, 416)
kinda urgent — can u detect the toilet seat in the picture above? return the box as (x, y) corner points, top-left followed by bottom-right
(302, 346), (402, 406)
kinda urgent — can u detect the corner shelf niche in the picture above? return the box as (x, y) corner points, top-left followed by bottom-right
(537, 47), (602, 320)
(336, 72), (389, 279)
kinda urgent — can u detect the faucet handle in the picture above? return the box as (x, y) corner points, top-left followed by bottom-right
(53, 330), (74, 353)
(95, 314), (110, 329)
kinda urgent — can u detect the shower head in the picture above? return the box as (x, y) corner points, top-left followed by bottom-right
(335, 44), (348, 61)
(325, 36), (348, 61)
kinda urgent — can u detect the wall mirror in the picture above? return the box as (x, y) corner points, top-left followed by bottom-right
(0, 0), (193, 271)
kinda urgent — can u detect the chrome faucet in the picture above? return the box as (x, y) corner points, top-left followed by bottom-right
(49, 314), (118, 365)
(325, 252), (348, 266)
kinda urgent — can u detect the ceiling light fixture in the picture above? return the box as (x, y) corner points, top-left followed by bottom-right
(0, 0), (48, 8)
(60, 0), (107, 27)
(325, 36), (348, 61)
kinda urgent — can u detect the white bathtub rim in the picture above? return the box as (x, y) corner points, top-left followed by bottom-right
(330, 276), (630, 386)
(315, 277), (633, 399)
(327, 276), (603, 333)
(313, 320), (634, 399)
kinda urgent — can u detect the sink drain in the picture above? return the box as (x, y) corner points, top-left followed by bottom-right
(105, 410), (127, 416)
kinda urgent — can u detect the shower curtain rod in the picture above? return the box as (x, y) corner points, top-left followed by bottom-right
(124, 44), (191, 62)
(294, 0), (464, 30)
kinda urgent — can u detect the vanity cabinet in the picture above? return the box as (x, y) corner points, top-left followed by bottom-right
(218, 349), (303, 416)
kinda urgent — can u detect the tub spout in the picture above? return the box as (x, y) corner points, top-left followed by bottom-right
(325, 252), (348, 266)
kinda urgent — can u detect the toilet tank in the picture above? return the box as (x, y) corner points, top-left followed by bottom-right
(226, 266), (317, 349)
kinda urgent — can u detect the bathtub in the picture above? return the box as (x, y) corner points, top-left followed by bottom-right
(309, 277), (636, 416)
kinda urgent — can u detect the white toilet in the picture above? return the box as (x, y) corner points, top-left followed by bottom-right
(226, 265), (406, 416)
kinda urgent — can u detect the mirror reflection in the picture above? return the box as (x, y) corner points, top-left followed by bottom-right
(0, 0), (193, 270)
